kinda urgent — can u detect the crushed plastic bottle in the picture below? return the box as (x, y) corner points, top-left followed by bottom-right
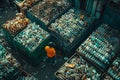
(3, 13), (30, 36)
(0, 45), (20, 79)
(49, 8), (94, 43)
(15, 0), (39, 10)
(29, 0), (72, 25)
(14, 22), (50, 52)
(77, 24), (120, 70)
(56, 53), (101, 80)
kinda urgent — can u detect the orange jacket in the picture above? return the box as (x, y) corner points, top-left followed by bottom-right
(45, 46), (56, 58)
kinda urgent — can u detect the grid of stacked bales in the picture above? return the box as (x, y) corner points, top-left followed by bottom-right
(77, 24), (120, 72)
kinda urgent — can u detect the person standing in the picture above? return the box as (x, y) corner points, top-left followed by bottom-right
(45, 42), (56, 64)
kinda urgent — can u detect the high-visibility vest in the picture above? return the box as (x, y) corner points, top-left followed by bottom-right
(45, 46), (56, 58)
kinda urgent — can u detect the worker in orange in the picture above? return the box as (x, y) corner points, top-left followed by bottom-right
(45, 42), (56, 64)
